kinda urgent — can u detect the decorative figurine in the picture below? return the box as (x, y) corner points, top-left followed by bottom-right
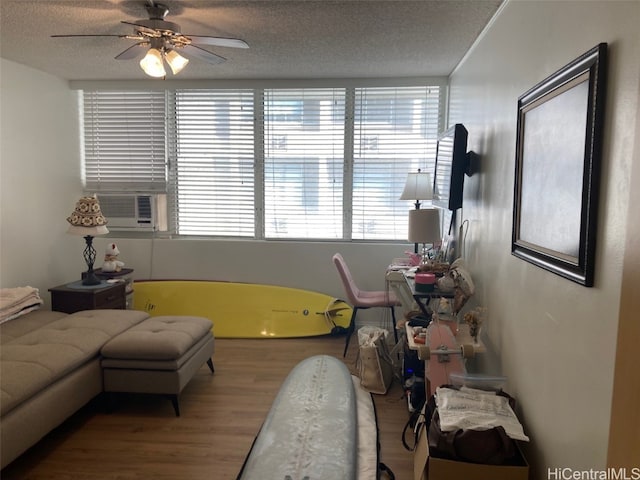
(102, 243), (125, 273)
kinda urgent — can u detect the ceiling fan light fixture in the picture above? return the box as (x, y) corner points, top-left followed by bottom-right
(165, 49), (189, 75)
(52, 2), (248, 78)
(139, 47), (166, 77)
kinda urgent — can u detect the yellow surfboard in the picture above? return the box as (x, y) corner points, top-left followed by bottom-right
(133, 280), (352, 338)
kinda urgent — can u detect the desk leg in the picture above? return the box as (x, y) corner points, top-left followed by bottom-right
(413, 294), (434, 320)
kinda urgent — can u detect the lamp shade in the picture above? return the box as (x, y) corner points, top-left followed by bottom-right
(408, 208), (440, 244)
(400, 170), (433, 201)
(140, 48), (166, 78)
(67, 196), (109, 236)
(165, 49), (189, 75)
(67, 225), (109, 236)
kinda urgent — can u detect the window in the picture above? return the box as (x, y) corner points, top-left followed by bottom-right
(352, 87), (441, 240)
(169, 90), (255, 236)
(263, 89), (345, 239)
(83, 91), (167, 192)
(82, 84), (443, 241)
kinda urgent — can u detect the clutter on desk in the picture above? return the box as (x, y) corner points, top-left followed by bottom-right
(408, 258), (475, 314)
(435, 298), (454, 319)
(404, 251), (423, 266)
(390, 256), (414, 268)
(436, 274), (456, 292)
(412, 326), (428, 344)
(416, 261), (451, 275)
(407, 316), (431, 328)
(414, 272), (436, 292)
(442, 259), (475, 313)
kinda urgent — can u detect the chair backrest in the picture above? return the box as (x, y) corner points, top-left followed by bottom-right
(332, 253), (362, 306)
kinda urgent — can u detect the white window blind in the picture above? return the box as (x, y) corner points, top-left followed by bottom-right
(263, 88), (345, 239)
(352, 86), (441, 240)
(81, 84), (443, 240)
(169, 90), (255, 236)
(83, 91), (167, 192)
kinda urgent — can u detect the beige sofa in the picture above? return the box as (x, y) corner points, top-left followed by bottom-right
(0, 308), (150, 469)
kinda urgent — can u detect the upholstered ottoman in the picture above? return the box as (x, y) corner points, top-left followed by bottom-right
(100, 316), (214, 416)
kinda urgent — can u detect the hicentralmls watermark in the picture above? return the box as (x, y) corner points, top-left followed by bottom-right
(548, 468), (640, 480)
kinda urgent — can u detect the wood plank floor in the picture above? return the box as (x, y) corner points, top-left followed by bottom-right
(2, 335), (414, 479)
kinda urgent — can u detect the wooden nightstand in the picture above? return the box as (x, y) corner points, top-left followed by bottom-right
(49, 281), (127, 314)
(94, 268), (135, 309)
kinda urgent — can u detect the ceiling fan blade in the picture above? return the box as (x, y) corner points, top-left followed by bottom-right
(51, 34), (127, 38)
(115, 43), (148, 60)
(180, 45), (226, 65)
(121, 20), (158, 36)
(186, 36), (249, 49)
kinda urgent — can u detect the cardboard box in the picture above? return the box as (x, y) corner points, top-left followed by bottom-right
(413, 423), (529, 480)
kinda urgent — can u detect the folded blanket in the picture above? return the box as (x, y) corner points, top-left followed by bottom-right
(435, 386), (529, 442)
(0, 286), (43, 323)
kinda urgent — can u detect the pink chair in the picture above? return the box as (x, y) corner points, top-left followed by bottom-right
(332, 253), (399, 357)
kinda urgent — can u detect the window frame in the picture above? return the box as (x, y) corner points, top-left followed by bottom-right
(78, 79), (447, 242)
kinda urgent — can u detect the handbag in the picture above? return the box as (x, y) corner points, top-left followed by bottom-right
(356, 326), (395, 394)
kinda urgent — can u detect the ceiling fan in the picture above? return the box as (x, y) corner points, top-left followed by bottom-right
(51, 1), (249, 77)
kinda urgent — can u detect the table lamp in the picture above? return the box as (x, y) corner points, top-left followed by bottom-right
(399, 169), (433, 209)
(408, 208), (441, 264)
(401, 169), (434, 253)
(67, 195), (109, 286)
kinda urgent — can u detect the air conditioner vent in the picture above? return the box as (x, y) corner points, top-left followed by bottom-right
(136, 196), (153, 224)
(96, 194), (157, 230)
(100, 195), (137, 218)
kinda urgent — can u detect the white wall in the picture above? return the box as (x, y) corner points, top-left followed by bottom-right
(448, 0), (639, 474)
(110, 237), (402, 300)
(100, 236), (406, 330)
(0, 59), (85, 302)
(608, 75), (640, 465)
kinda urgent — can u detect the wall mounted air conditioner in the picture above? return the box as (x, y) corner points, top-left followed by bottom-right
(96, 194), (165, 231)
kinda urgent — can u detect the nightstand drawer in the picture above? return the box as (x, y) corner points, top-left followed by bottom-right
(93, 284), (127, 308)
(49, 282), (127, 314)
(94, 296), (127, 310)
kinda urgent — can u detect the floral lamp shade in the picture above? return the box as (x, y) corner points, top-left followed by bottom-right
(67, 195), (109, 235)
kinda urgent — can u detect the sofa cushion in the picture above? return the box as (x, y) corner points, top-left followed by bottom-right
(0, 309), (149, 416)
(0, 310), (67, 345)
(101, 316), (213, 361)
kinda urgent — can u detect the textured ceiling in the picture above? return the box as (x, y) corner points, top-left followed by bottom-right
(0, 0), (502, 81)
